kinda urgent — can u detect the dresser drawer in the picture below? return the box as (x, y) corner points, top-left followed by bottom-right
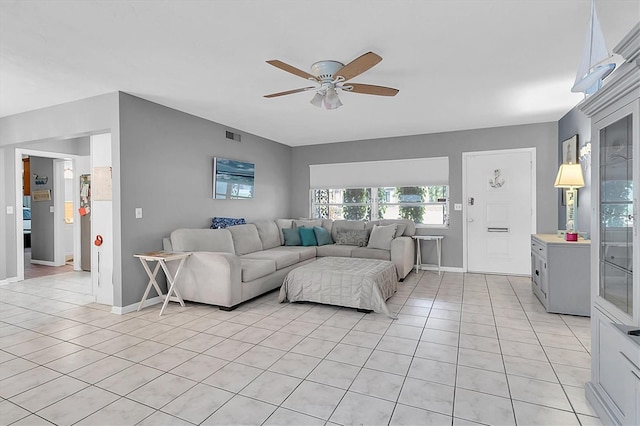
(531, 240), (547, 259)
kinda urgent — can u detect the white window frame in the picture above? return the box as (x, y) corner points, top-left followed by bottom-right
(310, 186), (449, 228)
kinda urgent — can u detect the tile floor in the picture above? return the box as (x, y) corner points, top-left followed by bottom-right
(0, 270), (601, 425)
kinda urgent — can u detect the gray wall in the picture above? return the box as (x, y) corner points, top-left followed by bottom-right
(0, 92), (119, 281)
(29, 157), (55, 262)
(117, 93), (292, 307)
(291, 122), (559, 268)
(558, 105), (591, 237)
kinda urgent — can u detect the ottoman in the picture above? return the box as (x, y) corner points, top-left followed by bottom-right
(278, 256), (398, 317)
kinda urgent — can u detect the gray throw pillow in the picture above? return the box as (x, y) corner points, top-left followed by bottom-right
(394, 223), (407, 237)
(335, 228), (370, 247)
(367, 224), (398, 250)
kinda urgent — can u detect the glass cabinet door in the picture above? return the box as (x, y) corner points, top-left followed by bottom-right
(599, 114), (634, 315)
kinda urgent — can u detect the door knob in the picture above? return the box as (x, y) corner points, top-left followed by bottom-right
(467, 218), (474, 223)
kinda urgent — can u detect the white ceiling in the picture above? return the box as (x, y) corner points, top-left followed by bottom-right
(1, 1), (638, 147)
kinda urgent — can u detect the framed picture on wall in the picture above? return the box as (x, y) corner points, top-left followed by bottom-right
(213, 157), (255, 199)
(562, 135), (578, 164)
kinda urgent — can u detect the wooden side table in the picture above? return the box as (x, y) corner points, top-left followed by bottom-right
(134, 251), (191, 316)
(412, 235), (444, 275)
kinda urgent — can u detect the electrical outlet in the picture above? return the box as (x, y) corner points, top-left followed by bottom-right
(454, 203), (462, 211)
(135, 208), (143, 219)
(6, 206), (13, 214)
(49, 206), (54, 213)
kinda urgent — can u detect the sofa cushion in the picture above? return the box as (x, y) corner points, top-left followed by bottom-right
(276, 219), (294, 245)
(170, 228), (235, 253)
(282, 228), (302, 246)
(331, 220), (366, 242)
(228, 224), (263, 255)
(316, 244), (356, 257)
(367, 224), (398, 250)
(335, 228), (370, 247)
(294, 219), (323, 228)
(240, 258), (276, 282)
(253, 220), (281, 250)
(242, 250), (299, 270)
(299, 227), (318, 246)
(351, 247), (391, 261)
(379, 219), (415, 236)
(314, 226), (333, 246)
(269, 246), (317, 262)
(394, 223), (408, 237)
(321, 219), (333, 234)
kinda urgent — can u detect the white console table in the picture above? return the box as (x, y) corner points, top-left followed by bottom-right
(412, 235), (444, 275)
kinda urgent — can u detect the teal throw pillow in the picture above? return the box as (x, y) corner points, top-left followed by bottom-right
(299, 227), (318, 246)
(313, 226), (333, 246)
(282, 228), (302, 246)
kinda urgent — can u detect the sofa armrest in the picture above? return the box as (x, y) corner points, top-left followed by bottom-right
(391, 236), (415, 279)
(169, 251), (242, 308)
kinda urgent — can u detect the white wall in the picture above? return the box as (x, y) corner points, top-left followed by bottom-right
(91, 133), (113, 306)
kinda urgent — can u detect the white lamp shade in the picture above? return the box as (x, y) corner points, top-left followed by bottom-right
(323, 88), (342, 110)
(554, 163), (585, 188)
(310, 92), (324, 107)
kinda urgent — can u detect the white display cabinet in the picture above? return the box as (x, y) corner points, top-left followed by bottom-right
(580, 23), (640, 426)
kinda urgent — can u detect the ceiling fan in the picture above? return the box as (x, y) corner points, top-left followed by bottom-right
(264, 51), (399, 110)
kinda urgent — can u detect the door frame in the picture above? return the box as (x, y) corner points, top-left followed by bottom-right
(14, 148), (82, 281)
(462, 147), (537, 273)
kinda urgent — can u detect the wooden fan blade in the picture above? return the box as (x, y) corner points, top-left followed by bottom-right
(335, 52), (382, 81)
(264, 87), (316, 98)
(266, 60), (317, 80)
(345, 83), (399, 96)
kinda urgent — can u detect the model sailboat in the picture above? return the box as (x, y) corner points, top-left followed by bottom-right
(571, 0), (616, 95)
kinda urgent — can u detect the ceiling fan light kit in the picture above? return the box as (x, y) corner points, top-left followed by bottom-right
(265, 52), (398, 110)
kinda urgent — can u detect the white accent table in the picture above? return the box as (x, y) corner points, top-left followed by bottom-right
(134, 251), (191, 316)
(412, 235), (444, 275)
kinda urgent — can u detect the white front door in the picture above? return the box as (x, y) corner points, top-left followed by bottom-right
(464, 149), (535, 275)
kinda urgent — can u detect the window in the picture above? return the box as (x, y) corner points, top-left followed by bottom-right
(311, 186), (449, 226)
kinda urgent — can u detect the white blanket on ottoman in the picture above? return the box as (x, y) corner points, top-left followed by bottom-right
(278, 257), (398, 316)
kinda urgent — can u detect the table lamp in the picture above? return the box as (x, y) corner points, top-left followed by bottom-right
(554, 163), (585, 241)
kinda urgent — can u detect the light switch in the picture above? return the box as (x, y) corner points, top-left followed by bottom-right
(135, 208), (143, 219)
(454, 203), (462, 211)
(49, 206), (54, 213)
(6, 206), (13, 214)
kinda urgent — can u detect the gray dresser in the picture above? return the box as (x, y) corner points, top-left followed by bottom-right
(530, 234), (591, 316)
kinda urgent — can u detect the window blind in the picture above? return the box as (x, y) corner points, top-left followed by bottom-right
(309, 157), (449, 189)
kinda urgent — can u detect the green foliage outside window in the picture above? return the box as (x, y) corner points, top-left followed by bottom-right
(342, 188), (369, 220)
(396, 186), (426, 223)
(314, 189), (329, 218)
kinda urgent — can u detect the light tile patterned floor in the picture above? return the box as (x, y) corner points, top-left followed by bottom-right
(0, 270), (601, 425)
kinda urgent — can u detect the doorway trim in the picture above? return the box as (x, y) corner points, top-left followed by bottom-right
(462, 147), (537, 273)
(14, 148), (81, 281)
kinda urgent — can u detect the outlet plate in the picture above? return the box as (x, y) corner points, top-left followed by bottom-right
(135, 208), (143, 219)
(454, 203), (462, 211)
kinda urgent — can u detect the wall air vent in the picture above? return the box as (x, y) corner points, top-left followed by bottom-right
(225, 131), (241, 142)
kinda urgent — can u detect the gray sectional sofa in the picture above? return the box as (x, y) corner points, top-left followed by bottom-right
(163, 218), (415, 310)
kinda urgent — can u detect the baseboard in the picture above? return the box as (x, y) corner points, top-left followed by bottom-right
(0, 277), (19, 286)
(585, 382), (619, 425)
(417, 265), (465, 273)
(30, 260), (63, 267)
(111, 296), (162, 315)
